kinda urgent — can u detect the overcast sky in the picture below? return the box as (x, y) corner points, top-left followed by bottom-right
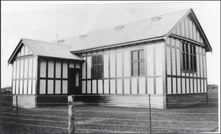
(1, 1), (220, 88)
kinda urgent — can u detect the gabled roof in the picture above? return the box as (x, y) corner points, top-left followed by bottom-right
(8, 8), (212, 64)
(59, 8), (211, 53)
(8, 38), (83, 64)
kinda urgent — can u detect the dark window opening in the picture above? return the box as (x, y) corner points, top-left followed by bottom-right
(131, 50), (145, 76)
(92, 55), (103, 79)
(181, 41), (196, 71)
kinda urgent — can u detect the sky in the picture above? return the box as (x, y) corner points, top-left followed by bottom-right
(1, 1), (220, 88)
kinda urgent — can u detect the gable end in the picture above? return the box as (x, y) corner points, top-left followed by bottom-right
(166, 9), (212, 52)
(8, 39), (35, 64)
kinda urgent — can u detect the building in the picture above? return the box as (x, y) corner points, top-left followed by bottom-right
(8, 8), (212, 108)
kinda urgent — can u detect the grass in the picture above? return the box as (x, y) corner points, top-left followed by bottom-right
(1, 101), (218, 134)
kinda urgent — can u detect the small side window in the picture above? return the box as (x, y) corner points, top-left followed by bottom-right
(131, 50), (145, 76)
(92, 55), (103, 79)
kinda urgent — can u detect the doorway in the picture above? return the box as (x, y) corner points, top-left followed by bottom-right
(69, 68), (81, 95)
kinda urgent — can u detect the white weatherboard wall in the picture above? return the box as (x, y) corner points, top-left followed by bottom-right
(81, 41), (165, 108)
(12, 44), (37, 95)
(11, 44), (37, 108)
(39, 59), (81, 95)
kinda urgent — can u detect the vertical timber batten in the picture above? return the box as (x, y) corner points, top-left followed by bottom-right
(36, 56), (40, 107)
(144, 46), (148, 94)
(163, 39), (167, 109)
(153, 45), (156, 94)
(53, 60), (56, 95)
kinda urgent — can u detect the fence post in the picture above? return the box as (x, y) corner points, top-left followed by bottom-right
(68, 95), (75, 133)
(16, 95), (18, 124)
(149, 94), (152, 134)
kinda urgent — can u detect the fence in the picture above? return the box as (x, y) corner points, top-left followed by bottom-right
(1, 93), (219, 133)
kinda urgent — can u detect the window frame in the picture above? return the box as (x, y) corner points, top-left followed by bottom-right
(91, 55), (103, 79)
(131, 49), (145, 77)
(181, 40), (197, 72)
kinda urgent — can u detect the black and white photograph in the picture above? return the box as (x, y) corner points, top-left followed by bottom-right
(1, 1), (220, 133)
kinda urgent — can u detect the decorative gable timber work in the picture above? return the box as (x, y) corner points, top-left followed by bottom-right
(167, 9), (212, 52)
(16, 44), (34, 58)
(9, 40), (37, 108)
(8, 40), (35, 64)
(8, 38), (83, 108)
(171, 16), (204, 43)
(164, 10), (210, 108)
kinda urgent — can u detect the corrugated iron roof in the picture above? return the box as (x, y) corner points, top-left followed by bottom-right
(22, 38), (82, 60)
(60, 8), (191, 52)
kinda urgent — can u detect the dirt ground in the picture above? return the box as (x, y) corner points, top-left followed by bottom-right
(1, 102), (218, 133)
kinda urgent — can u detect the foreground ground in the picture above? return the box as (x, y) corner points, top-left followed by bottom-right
(1, 100), (218, 133)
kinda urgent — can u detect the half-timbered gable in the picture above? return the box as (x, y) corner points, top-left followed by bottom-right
(8, 8), (212, 108)
(9, 41), (37, 96)
(8, 39), (83, 107)
(164, 10), (211, 107)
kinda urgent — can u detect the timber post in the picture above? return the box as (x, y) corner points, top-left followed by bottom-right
(16, 95), (19, 124)
(149, 94), (152, 134)
(68, 95), (75, 133)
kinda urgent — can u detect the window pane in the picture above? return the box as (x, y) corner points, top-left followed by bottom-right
(190, 45), (193, 54)
(92, 55), (103, 79)
(63, 62), (68, 78)
(193, 46), (196, 54)
(98, 55), (103, 64)
(139, 50), (144, 60)
(93, 56), (98, 64)
(48, 60), (54, 78)
(40, 60), (46, 77)
(182, 53), (185, 70)
(132, 51), (138, 60)
(98, 65), (103, 78)
(48, 80), (54, 94)
(185, 54), (189, 70)
(193, 56), (196, 71)
(185, 43), (188, 53)
(75, 72), (79, 87)
(181, 40), (197, 71)
(62, 80), (68, 94)
(55, 80), (61, 94)
(132, 62), (138, 76)
(188, 44), (191, 54)
(92, 65), (98, 78)
(55, 61), (61, 78)
(182, 42), (185, 52)
(139, 61), (145, 75)
(189, 55), (193, 71)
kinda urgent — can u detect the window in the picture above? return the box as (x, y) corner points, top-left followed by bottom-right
(92, 55), (103, 79)
(181, 41), (196, 71)
(131, 50), (145, 76)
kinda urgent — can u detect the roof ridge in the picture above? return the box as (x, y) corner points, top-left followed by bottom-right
(61, 8), (191, 40)
(22, 38), (71, 47)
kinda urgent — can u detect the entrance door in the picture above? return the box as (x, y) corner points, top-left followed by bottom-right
(69, 69), (81, 95)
